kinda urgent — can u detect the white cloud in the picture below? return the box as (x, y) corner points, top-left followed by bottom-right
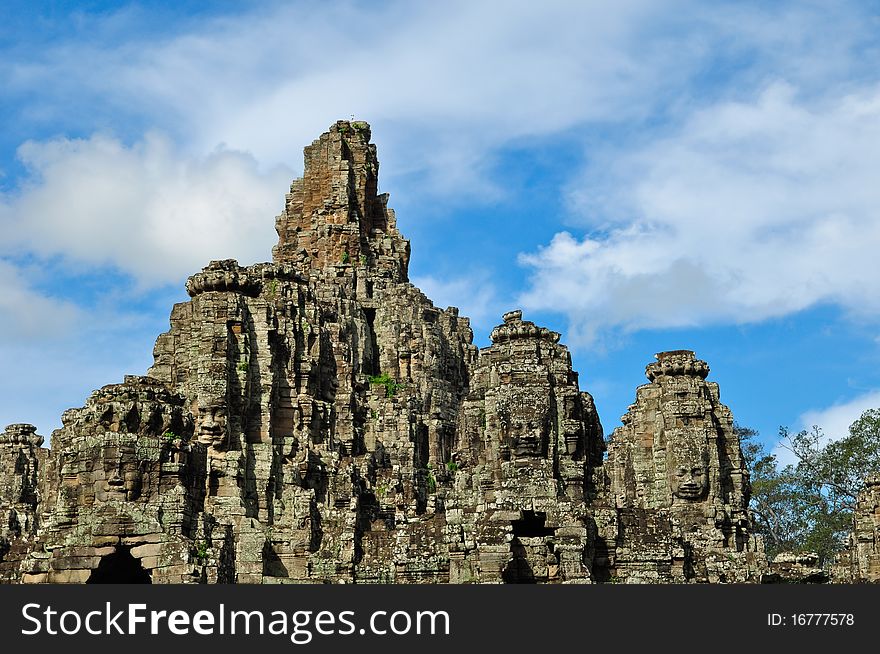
(2, 2), (876, 287)
(411, 272), (503, 333)
(799, 390), (880, 439)
(0, 0), (708, 198)
(772, 389), (880, 466)
(0, 267), (182, 437)
(0, 133), (293, 285)
(0, 259), (80, 341)
(520, 82), (880, 344)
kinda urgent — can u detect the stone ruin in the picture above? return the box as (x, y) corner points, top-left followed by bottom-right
(593, 350), (766, 582)
(0, 120), (872, 583)
(848, 474), (880, 581)
(832, 474), (880, 583)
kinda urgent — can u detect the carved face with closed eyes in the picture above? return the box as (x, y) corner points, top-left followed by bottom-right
(668, 441), (709, 502)
(94, 441), (144, 503)
(197, 404), (228, 450)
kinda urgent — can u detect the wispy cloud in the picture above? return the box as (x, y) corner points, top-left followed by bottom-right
(0, 1), (711, 198)
(521, 81), (880, 344)
(0, 259), (80, 340)
(411, 271), (504, 334)
(772, 389), (880, 466)
(1, 133), (292, 285)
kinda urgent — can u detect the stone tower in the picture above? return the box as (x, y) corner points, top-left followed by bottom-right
(844, 474), (880, 582)
(597, 350), (765, 583)
(273, 120), (409, 282)
(0, 424), (45, 583)
(444, 310), (604, 583)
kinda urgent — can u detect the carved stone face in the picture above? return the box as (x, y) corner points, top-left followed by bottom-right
(671, 461), (708, 500)
(668, 441), (709, 502)
(95, 443), (143, 502)
(197, 405), (228, 449)
(509, 419), (544, 458)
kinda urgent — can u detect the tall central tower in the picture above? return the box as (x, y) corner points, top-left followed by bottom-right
(273, 120), (410, 282)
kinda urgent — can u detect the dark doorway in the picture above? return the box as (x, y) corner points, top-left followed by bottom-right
(363, 308), (380, 375)
(86, 546), (152, 584)
(511, 511), (555, 538)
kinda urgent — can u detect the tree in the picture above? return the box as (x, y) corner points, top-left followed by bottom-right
(789, 409), (880, 508)
(737, 409), (880, 565)
(735, 424), (808, 558)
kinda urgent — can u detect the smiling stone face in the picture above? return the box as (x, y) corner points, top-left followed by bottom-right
(670, 459), (709, 501)
(508, 418), (546, 458)
(197, 404), (228, 449)
(667, 437), (710, 502)
(94, 441), (144, 503)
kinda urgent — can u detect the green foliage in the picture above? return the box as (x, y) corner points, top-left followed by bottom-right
(446, 461), (459, 473)
(237, 361), (249, 373)
(351, 121), (369, 131)
(360, 255), (367, 266)
(163, 430), (177, 443)
(341, 252), (350, 264)
(370, 409), (378, 420)
(426, 465), (437, 494)
(266, 279), (278, 298)
(369, 373), (403, 398)
(192, 540), (209, 562)
(739, 411), (880, 565)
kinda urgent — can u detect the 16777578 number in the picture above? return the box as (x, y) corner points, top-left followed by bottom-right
(768, 613), (854, 626)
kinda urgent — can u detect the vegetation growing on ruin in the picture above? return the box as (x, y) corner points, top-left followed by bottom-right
(369, 373), (402, 398)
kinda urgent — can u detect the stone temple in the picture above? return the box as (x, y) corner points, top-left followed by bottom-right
(0, 121), (871, 583)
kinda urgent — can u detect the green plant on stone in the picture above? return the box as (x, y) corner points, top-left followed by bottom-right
(237, 361), (249, 373)
(426, 465), (437, 494)
(446, 461), (459, 473)
(341, 252), (350, 264)
(163, 430), (177, 444)
(266, 279), (278, 298)
(192, 540), (209, 562)
(360, 255), (367, 266)
(369, 372), (402, 398)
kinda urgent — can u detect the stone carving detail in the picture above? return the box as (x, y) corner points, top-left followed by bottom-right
(765, 552), (829, 584)
(7, 377), (201, 583)
(186, 259), (263, 298)
(489, 310), (561, 344)
(442, 310), (604, 583)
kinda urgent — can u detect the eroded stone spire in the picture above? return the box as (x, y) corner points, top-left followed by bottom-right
(272, 120), (410, 281)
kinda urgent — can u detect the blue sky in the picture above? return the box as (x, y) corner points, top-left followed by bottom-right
(2, 1), (880, 460)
